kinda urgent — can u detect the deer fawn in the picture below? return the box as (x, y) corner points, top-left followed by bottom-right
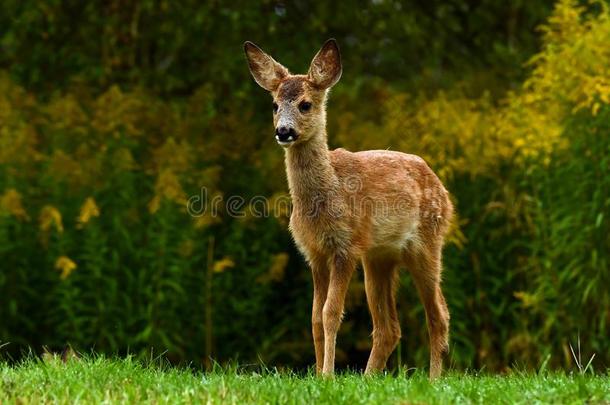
(244, 39), (453, 378)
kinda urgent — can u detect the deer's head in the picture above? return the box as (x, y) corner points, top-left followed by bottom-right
(244, 39), (342, 147)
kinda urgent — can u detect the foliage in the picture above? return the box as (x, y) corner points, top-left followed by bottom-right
(0, 0), (609, 372)
(0, 1), (552, 94)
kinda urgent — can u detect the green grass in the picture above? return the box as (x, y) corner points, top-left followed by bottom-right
(0, 357), (608, 404)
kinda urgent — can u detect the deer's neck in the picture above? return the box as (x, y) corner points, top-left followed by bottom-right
(285, 133), (337, 209)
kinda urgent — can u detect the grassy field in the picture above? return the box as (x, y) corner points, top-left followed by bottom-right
(0, 357), (608, 404)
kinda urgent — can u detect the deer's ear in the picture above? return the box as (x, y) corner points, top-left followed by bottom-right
(308, 39), (342, 89)
(244, 41), (289, 91)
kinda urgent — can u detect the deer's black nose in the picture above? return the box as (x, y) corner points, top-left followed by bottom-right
(275, 126), (298, 143)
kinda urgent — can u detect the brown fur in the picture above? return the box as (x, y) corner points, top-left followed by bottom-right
(244, 41), (289, 91)
(245, 39), (453, 379)
(277, 77), (307, 101)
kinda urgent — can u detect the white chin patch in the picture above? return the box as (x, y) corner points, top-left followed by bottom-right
(276, 135), (295, 147)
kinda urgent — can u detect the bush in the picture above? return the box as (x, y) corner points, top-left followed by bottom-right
(0, 0), (608, 370)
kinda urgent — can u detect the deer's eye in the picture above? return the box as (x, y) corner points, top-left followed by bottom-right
(272, 102), (278, 113)
(298, 101), (312, 113)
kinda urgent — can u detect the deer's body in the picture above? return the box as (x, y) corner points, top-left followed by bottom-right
(245, 39), (452, 378)
(289, 146), (451, 258)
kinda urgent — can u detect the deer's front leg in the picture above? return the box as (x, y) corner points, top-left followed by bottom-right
(310, 256), (330, 374)
(322, 255), (355, 375)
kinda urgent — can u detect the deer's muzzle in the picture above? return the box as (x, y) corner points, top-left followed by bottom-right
(275, 126), (298, 146)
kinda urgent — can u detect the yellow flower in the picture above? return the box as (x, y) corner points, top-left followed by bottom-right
(148, 169), (186, 214)
(39, 205), (64, 233)
(213, 257), (234, 273)
(257, 253), (289, 284)
(55, 256), (77, 279)
(193, 213), (221, 230)
(0, 188), (29, 220)
(77, 197), (100, 227)
(513, 291), (539, 309)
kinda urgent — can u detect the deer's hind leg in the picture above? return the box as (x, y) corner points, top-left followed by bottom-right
(403, 243), (450, 379)
(363, 253), (401, 374)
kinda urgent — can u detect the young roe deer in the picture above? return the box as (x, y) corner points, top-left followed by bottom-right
(244, 39), (453, 378)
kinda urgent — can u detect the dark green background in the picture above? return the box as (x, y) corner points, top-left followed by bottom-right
(1, 1), (608, 372)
